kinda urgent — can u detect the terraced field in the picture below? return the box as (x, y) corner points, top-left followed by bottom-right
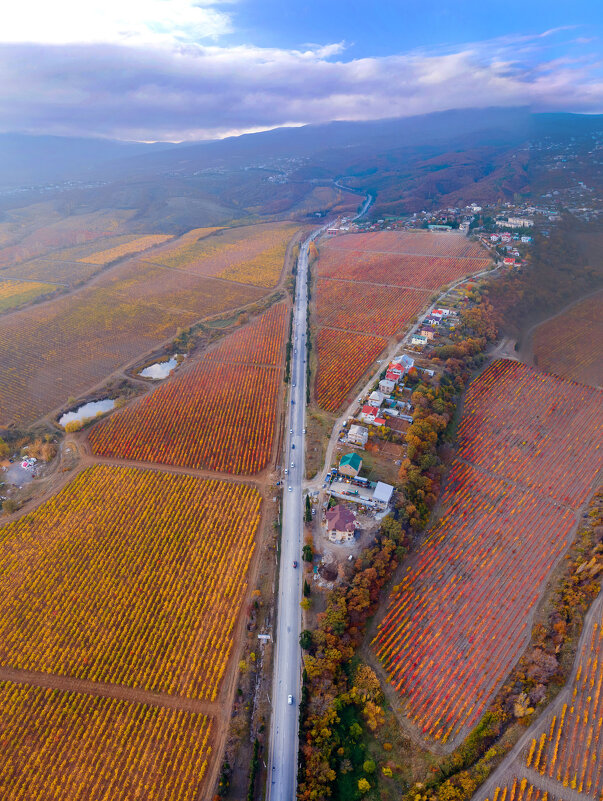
(373, 360), (602, 746)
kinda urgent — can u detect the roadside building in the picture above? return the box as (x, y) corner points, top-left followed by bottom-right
(348, 425), (369, 447)
(379, 378), (396, 394)
(360, 405), (381, 424)
(339, 452), (362, 478)
(373, 482), (394, 510)
(420, 328), (435, 340)
(325, 504), (357, 543)
(411, 334), (428, 346)
(369, 390), (385, 407)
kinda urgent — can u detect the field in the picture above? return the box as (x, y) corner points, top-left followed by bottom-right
(483, 777), (559, 801)
(313, 229), (490, 412)
(372, 360), (602, 746)
(316, 278), (429, 335)
(0, 258), (265, 427)
(524, 600), (603, 797)
(78, 234), (174, 265)
(315, 328), (387, 412)
(147, 222), (300, 287)
(89, 303), (288, 473)
(532, 290), (603, 388)
(0, 681), (212, 801)
(0, 278), (59, 313)
(0, 464), (261, 701)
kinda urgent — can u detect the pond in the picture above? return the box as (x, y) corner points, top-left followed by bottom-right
(59, 399), (115, 427)
(139, 356), (178, 380)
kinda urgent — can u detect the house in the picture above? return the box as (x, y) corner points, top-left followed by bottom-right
(379, 378), (396, 394)
(521, 236), (532, 243)
(373, 482), (394, 509)
(432, 308), (451, 317)
(387, 354), (414, 379)
(385, 370), (399, 383)
(339, 452), (362, 478)
(411, 334), (428, 346)
(369, 390), (384, 407)
(348, 425), (369, 447)
(420, 328), (435, 340)
(490, 234), (499, 243)
(325, 504), (357, 543)
(503, 257), (515, 267)
(360, 404), (381, 424)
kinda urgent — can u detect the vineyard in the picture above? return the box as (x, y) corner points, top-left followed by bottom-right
(0, 465), (261, 701)
(483, 777), (559, 801)
(524, 599), (603, 797)
(532, 290), (603, 388)
(313, 229), (490, 412)
(373, 360), (602, 745)
(0, 681), (213, 801)
(0, 263), (263, 427)
(456, 359), (602, 506)
(89, 304), (288, 473)
(316, 278), (429, 336)
(0, 278), (58, 313)
(147, 222), (300, 287)
(315, 328), (387, 412)
(78, 234), (173, 265)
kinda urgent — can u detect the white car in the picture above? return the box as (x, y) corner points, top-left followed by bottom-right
(288, 486), (292, 492)
(287, 694), (294, 705)
(291, 461), (294, 468)
(284, 468), (288, 474)
(290, 429), (293, 434)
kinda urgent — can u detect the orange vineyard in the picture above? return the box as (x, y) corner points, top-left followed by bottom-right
(0, 682), (213, 801)
(0, 465), (262, 701)
(313, 229), (491, 412)
(373, 360), (602, 745)
(89, 303), (288, 473)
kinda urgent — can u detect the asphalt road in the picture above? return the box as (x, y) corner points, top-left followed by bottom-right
(267, 195), (372, 800)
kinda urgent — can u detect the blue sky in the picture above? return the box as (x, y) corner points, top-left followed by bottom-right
(0, 0), (601, 141)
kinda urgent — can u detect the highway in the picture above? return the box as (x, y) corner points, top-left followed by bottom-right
(267, 194), (372, 800)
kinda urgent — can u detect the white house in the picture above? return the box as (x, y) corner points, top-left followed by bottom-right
(411, 334), (428, 346)
(379, 378), (396, 395)
(369, 390), (385, 407)
(373, 482), (394, 509)
(348, 425), (369, 447)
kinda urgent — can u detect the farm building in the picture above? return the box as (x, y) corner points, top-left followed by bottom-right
(325, 504), (357, 543)
(339, 452), (362, 478)
(348, 425), (369, 447)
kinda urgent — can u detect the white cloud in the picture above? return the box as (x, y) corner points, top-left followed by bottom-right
(1, 0), (232, 46)
(0, 30), (601, 141)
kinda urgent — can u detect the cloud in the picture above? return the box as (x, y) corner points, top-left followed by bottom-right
(0, 31), (601, 142)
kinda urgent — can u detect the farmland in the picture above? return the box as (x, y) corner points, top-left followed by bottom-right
(78, 234), (174, 265)
(0, 682), (212, 801)
(0, 278), (58, 313)
(316, 328), (387, 412)
(147, 221), (300, 287)
(313, 229), (490, 412)
(89, 303), (288, 473)
(373, 359), (602, 746)
(483, 777), (559, 801)
(0, 465), (261, 701)
(532, 290), (603, 388)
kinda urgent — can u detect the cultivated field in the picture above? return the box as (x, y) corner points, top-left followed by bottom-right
(89, 303), (288, 473)
(483, 777), (559, 801)
(0, 464), (261, 701)
(373, 360), (602, 746)
(0, 278), (58, 313)
(0, 258), (265, 427)
(532, 290), (603, 388)
(316, 328), (387, 412)
(0, 681), (213, 801)
(78, 234), (174, 265)
(147, 222), (300, 287)
(313, 229), (490, 412)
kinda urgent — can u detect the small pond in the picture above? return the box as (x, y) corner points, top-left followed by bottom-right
(59, 399), (115, 427)
(139, 356), (178, 380)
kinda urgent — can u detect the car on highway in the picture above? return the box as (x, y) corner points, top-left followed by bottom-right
(292, 383), (296, 388)
(288, 486), (292, 492)
(290, 428), (293, 434)
(291, 461), (294, 468)
(288, 694), (294, 705)
(293, 561), (297, 568)
(284, 468), (288, 474)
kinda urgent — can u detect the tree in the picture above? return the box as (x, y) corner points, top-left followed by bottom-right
(300, 630), (313, 650)
(303, 579), (311, 598)
(363, 759), (376, 774)
(302, 544), (313, 562)
(358, 778), (371, 794)
(0, 437), (9, 460)
(305, 495), (312, 523)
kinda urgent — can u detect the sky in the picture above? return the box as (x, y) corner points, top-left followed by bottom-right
(1, 0), (602, 142)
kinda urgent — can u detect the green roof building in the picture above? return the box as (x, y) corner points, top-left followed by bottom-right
(339, 452), (362, 478)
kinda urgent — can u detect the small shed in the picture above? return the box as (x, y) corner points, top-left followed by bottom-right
(339, 452), (362, 478)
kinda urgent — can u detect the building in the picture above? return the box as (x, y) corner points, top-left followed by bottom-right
(325, 504), (357, 543)
(373, 482), (394, 509)
(360, 404), (381, 424)
(503, 257), (515, 267)
(420, 328), (435, 340)
(496, 217), (534, 228)
(379, 378), (396, 394)
(348, 424), (369, 447)
(369, 390), (385, 407)
(339, 452), (362, 478)
(411, 334), (428, 346)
